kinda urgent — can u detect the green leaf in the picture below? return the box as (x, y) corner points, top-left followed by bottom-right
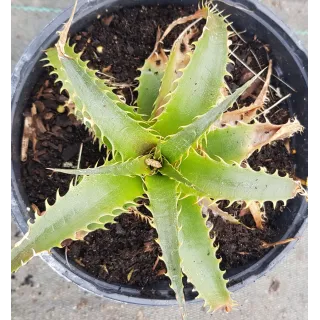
(144, 175), (186, 317)
(151, 25), (197, 119)
(49, 156), (152, 176)
(136, 8), (205, 121)
(178, 195), (233, 312)
(152, 7), (231, 137)
(159, 70), (265, 162)
(178, 150), (302, 204)
(136, 47), (167, 120)
(205, 118), (303, 163)
(11, 175), (144, 273)
(45, 45), (158, 159)
(87, 222), (108, 231)
(160, 159), (205, 197)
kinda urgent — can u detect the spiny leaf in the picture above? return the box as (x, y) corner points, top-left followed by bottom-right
(136, 7), (205, 121)
(159, 70), (265, 162)
(48, 156), (152, 176)
(151, 24), (199, 119)
(55, 0), (78, 58)
(144, 175), (186, 318)
(45, 44), (158, 160)
(87, 222), (108, 231)
(217, 60), (273, 126)
(251, 60), (273, 108)
(11, 175), (144, 273)
(152, 6), (231, 137)
(99, 214), (119, 224)
(178, 149), (303, 204)
(136, 29), (168, 120)
(205, 118), (303, 163)
(53, 0), (141, 120)
(178, 195), (233, 312)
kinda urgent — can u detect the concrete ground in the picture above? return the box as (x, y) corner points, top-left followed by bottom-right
(11, 0), (308, 319)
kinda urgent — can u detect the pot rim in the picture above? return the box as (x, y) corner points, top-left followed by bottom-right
(11, 0), (308, 306)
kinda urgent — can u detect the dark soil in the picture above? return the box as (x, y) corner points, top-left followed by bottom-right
(20, 5), (297, 289)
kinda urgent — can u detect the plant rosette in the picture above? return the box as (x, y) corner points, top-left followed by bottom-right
(11, 0), (308, 316)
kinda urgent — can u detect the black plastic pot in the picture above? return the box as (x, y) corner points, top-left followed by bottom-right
(11, 0), (308, 306)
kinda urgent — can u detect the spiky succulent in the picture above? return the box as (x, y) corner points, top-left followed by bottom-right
(11, 2), (306, 317)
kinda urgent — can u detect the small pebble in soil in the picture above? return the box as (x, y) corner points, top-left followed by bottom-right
(57, 105), (65, 113)
(96, 46), (104, 54)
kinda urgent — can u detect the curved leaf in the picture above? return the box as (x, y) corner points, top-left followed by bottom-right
(11, 175), (144, 272)
(217, 60), (273, 126)
(49, 156), (151, 176)
(45, 45), (158, 159)
(152, 7), (231, 137)
(151, 24), (198, 118)
(178, 150), (303, 204)
(178, 195), (233, 312)
(159, 70), (265, 162)
(145, 175), (186, 318)
(136, 8), (205, 121)
(205, 118), (303, 163)
(136, 46), (167, 119)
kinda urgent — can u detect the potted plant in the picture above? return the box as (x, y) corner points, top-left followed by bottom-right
(11, 0), (308, 316)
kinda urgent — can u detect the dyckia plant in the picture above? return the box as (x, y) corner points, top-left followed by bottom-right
(12, 1), (306, 317)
